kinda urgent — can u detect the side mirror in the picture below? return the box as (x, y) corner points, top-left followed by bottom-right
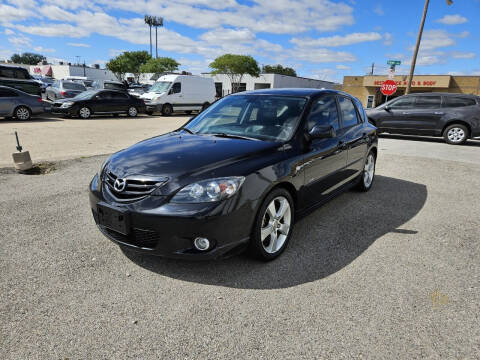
(384, 105), (391, 111)
(95, 95), (101, 100)
(308, 125), (336, 140)
(168, 89), (174, 95)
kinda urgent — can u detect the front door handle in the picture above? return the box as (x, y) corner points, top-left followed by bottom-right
(402, 112), (410, 115)
(434, 112), (444, 115)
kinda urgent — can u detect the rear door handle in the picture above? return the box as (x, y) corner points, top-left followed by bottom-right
(402, 112), (410, 115)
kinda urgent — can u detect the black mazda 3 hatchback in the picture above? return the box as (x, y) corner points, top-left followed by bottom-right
(89, 89), (378, 261)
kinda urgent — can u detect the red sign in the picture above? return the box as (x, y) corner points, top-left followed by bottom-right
(381, 79), (397, 96)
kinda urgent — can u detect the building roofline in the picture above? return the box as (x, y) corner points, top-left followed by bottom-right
(201, 72), (336, 84)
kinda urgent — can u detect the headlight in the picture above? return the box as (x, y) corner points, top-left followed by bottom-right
(60, 101), (74, 108)
(171, 177), (245, 203)
(98, 159), (109, 178)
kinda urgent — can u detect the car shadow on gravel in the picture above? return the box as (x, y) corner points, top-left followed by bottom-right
(380, 134), (480, 147)
(123, 175), (427, 289)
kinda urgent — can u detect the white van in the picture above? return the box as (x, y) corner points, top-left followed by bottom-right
(140, 74), (215, 115)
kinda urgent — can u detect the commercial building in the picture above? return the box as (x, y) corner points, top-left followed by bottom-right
(202, 73), (337, 97)
(342, 75), (480, 108)
(29, 64), (117, 81)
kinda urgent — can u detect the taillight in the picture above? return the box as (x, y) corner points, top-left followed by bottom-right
(37, 97), (43, 103)
(60, 91), (66, 96)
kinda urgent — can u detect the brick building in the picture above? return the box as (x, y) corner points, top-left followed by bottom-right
(342, 75), (480, 108)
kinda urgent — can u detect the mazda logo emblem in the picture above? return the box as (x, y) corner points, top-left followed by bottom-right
(113, 178), (127, 192)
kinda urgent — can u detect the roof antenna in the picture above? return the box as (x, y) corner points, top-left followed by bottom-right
(15, 131), (23, 152)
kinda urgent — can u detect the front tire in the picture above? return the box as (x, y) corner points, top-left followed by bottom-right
(249, 188), (294, 261)
(356, 151), (376, 192)
(14, 106), (31, 121)
(161, 104), (173, 116)
(443, 124), (468, 145)
(127, 106), (138, 117)
(78, 107), (91, 119)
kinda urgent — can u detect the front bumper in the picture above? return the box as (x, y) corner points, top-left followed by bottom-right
(89, 174), (254, 260)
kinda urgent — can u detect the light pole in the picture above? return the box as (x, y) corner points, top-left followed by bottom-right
(406, 0), (453, 94)
(144, 15), (153, 57)
(144, 15), (163, 58)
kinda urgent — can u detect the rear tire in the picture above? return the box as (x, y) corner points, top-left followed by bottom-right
(356, 151), (376, 192)
(443, 124), (468, 145)
(161, 104), (173, 116)
(14, 106), (31, 121)
(249, 188), (295, 261)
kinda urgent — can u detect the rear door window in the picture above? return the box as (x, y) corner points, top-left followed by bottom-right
(415, 96), (442, 108)
(111, 92), (129, 99)
(338, 96), (360, 128)
(14, 69), (29, 79)
(443, 97), (477, 108)
(0, 68), (15, 78)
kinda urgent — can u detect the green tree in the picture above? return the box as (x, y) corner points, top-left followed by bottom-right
(262, 64), (297, 77)
(106, 51), (151, 82)
(10, 52), (46, 65)
(139, 57), (180, 76)
(209, 54), (260, 93)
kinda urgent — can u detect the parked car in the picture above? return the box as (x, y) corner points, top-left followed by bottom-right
(92, 80), (127, 92)
(0, 85), (50, 120)
(366, 93), (480, 144)
(51, 89), (146, 119)
(128, 83), (150, 97)
(45, 80), (87, 101)
(0, 65), (41, 96)
(89, 89), (378, 260)
(140, 74), (215, 116)
(32, 76), (54, 93)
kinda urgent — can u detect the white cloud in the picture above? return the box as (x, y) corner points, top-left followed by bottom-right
(292, 32), (382, 47)
(450, 51), (475, 59)
(291, 48), (356, 63)
(383, 33), (392, 46)
(200, 28), (255, 44)
(33, 46), (56, 53)
(310, 69), (339, 82)
(4, 28), (15, 35)
(374, 4), (384, 16)
(436, 14), (467, 25)
(336, 64), (351, 70)
(8, 35), (31, 46)
(414, 29), (456, 51)
(67, 42), (91, 48)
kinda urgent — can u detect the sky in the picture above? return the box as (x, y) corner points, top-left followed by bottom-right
(0, 0), (479, 82)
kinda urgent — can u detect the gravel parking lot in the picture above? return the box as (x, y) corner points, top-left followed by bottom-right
(1, 122), (479, 358)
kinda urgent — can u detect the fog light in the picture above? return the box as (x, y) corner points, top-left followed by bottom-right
(194, 237), (210, 251)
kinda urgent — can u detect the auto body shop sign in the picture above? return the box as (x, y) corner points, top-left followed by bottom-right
(363, 75), (451, 88)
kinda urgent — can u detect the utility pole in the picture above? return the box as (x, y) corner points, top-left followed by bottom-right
(145, 15), (153, 57)
(406, 0), (453, 94)
(155, 25), (158, 58)
(371, 63), (375, 75)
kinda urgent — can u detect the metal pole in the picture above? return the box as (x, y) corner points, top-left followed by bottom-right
(155, 26), (158, 58)
(149, 25), (152, 57)
(406, 0), (430, 94)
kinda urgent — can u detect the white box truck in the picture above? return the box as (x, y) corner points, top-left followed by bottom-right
(140, 74), (216, 116)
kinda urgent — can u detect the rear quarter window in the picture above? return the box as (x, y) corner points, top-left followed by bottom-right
(443, 97), (477, 108)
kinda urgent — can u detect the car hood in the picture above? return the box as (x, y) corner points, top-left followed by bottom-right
(140, 91), (165, 100)
(106, 132), (280, 181)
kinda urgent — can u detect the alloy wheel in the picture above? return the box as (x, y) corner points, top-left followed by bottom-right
(447, 127), (465, 143)
(79, 107), (91, 119)
(363, 154), (375, 188)
(260, 196), (291, 254)
(128, 106), (138, 117)
(15, 107), (30, 120)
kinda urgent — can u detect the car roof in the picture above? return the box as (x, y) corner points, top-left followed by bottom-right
(233, 88), (346, 97)
(405, 92), (478, 98)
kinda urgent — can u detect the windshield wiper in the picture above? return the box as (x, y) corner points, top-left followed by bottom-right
(178, 127), (195, 134)
(207, 133), (259, 141)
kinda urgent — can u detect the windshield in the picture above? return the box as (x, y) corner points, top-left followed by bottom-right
(149, 81), (171, 93)
(185, 95), (307, 141)
(63, 82), (86, 91)
(72, 90), (97, 100)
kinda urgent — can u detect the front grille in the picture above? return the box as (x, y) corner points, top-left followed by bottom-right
(103, 227), (161, 249)
(103, 170), (166, 202)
